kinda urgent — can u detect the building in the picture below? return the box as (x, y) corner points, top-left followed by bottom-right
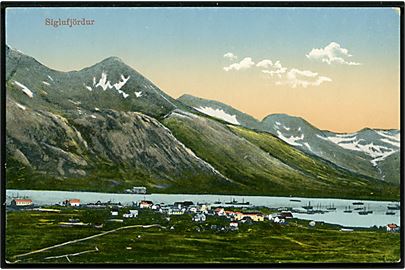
(168, 208), (184, 215)
(111, 210), (119, 216)
(235, 212), (264, 222)
(139, 200), (153, 209)
(10, 199), (33, 207)
(386, 223), (399, 232)
(192, 213), (206, 222)
(68, 199), (81, 207)
(229, 222), (239, 229)
(132, 187), (147, 194)
(214, 208), (225, 216)
(123, 210), (138, 218)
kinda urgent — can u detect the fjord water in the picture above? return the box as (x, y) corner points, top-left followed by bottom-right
(6, 189), (400, 228)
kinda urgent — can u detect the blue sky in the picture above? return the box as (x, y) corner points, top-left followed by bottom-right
(5, 7), (401, 131)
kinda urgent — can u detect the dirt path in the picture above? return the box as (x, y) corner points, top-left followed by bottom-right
(13, 224), (166, 259)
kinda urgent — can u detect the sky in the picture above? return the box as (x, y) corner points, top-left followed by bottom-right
(5, 7), (401, 132)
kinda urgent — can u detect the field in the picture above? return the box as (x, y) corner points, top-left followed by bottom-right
(5, 207), (401, 264)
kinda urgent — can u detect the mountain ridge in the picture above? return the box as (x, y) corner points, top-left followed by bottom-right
(5, 49), (400, 200)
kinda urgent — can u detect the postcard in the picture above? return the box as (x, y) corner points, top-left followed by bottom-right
(1, 2), (403, 267)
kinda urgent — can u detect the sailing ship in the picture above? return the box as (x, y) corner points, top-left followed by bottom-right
(326, 203), (336, 211)
(343, 206), (352, 213)
(302, 201), (313, 210)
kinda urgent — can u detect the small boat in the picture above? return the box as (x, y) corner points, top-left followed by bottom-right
(387, 204), (400, 210)
(358, 207), (369, 215)
(235, 199), (250, 205)
(290, 199), (301, 202)
(386, 211), (396, 215)
(352, 202), (364, 206)
(213, 199), (222, 204)
(302, 201), (313, 210)
(225, 198), (238, 205)
(343, 206), (352, 213)
(354, 207), (364, 211)
(326, 204), (336, 211)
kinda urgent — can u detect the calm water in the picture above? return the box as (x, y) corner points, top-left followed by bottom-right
(6, 189), (400, 228)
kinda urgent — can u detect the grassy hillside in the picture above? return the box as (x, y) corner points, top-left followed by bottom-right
(163, 114), (399, 201)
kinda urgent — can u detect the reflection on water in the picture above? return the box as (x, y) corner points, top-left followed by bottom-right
(6, 189), (400, 228)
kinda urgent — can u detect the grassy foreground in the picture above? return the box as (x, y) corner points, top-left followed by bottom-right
(5, 208), (400, 264)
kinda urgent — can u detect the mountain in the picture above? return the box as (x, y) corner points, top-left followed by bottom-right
(5, 47), (399, 200)
(6, 46), (230, 193)
(177, 95), (400, 184)
(6, 45), (187, 119)
(178, 94), (263, 130)
(163, 110), (397, 199)
(262, 115), (400, 184)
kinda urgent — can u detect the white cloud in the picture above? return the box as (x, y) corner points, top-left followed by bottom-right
(223, 57), (255, 71)
(256, 59), (273, 68)
(306, 42), (361, 66)
(223, 52), (238, 61)
(276, 68), (332, 88)
(257, 59), (287, 78)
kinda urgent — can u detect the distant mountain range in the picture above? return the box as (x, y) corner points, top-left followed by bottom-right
(5, 46), (400, 200)
(180, 95), (400, 184)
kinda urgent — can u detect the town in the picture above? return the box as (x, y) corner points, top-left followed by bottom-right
(5, 195), (401, 264)
(8, 197), (400, 233)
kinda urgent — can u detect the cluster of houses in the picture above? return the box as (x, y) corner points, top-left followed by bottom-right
(8, 198), (401, 233)
(132, 200), (295, 228)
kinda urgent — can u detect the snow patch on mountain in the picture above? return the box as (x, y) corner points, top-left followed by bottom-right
(326, 133), (398, 166)
(15, 102), (26, 111)
(94, 72), (130, 98)
(113, 75), (130, 90)
(194, 106), (240, 125)
(327, 135), (357, 144)
(276, 130), (304, 146)
(376, 131), (400, 142)
(303, 142), (312, 151)
(14, 81), (34, 98)
(380, 138), (400, 148)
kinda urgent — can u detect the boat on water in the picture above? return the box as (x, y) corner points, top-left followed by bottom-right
(302, 201), (313, 210)
(352, 202), (364, 206)
(358, 206), (372, 215)
(386, 211), (396, 215)
(354, 207), (364, 211)
(224, 198), (250, 205)
(235, 199), (250, 206)
(343, 206), (352, 213)
(213, 199), (222, 204)
(326, 204), (336, 211)
(387, 204), (400, 210)
(289, 199), (301, 202)
(225, 198), (237, 204)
